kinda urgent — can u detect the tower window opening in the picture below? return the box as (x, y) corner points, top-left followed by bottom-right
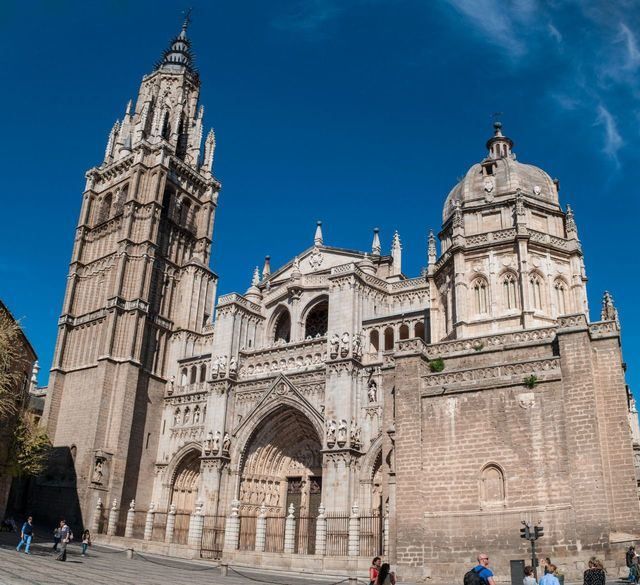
(530, 274), (543, 311)
(384, 327), (394, 351)
(304, 300), (328, 338)
(555, 279), (567, 315)
(472, 278), (489, 315)
(502, 273), (518, 310)
(273, 309), (291, 344)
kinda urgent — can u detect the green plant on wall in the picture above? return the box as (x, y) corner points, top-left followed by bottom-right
(524, 374), (538, 389)
(429, 358), (445, 373)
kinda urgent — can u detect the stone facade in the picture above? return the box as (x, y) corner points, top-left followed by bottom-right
(38, 22), (640, 582)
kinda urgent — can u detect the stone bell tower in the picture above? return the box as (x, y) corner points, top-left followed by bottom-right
(41, 19), (220, 524)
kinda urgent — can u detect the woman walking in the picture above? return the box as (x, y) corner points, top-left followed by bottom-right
(369, 557), (382, 585)
(376, 562), (397, 585)
(81, 529), (91, 556)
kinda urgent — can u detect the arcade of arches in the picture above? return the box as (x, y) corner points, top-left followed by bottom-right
(239, 407), (323, 516)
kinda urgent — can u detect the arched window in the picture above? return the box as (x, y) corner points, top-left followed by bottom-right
(530, 273), (544, 311)
(480, 464), (505, 504)
(501, 272), (518, 310)
(199, 364), (207, 382)
(180, 368), (188, 386)
(189, 366), (197, 384)
(554, 279), (568, 315)
(304, 300), (328, 338)
(369, 330), (379, 353)
(98, 193), (112, 224)
(180, 199), (191, 227)
(399, 324), (409, 340)
(273, 309), (291, 344)
(384, 327), (394, 351)
(161, 110), (171, 140)
(472, 278), (489, 315)
(414, 322), (425, 340)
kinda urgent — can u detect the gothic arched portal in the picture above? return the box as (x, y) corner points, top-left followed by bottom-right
(170, 449), (201, 513)
(239, 406), (323, 518)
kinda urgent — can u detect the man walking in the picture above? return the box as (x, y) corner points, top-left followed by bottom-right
(55, 519), (72, 561)
(16, 516), (34, 554)
(465, 553), (496, 585)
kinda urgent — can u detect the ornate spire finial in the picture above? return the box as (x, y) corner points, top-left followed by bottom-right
(314, 221), (324, 246)
(202, 129), (215, 173)
(428, 229), (437, 267)
(371, 227), (381, 256)
(157, 14), (196, 73)
(601, 290), (619, 326)
(390, 230), (402, 277)
(251, 266), (260, 286)
(262, 255), (271, 278)
(566, 204), (578, 238)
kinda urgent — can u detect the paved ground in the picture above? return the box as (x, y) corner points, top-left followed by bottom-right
(0, 531), (367, 585)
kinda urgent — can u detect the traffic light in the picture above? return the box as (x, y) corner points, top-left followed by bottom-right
(534, 525), (544, 540)
(520, 524), (531, 540)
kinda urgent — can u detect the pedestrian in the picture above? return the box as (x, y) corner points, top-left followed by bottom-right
(539, 564), (560, 585)
(370, 556), (382, 585)
(464, 553), (497, 585)
(81, 529), (91, 556)
(523, 565), (537, 585)
(55, 519), (72, 561)
(16, 516), (34, 554)
(583, 558), (606, 585)
(52, 520), (63, 551)
(375, 562), (396, 585)
(627, 547), (636, 582)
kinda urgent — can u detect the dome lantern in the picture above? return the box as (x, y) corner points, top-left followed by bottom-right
(486, 121), (514, 160)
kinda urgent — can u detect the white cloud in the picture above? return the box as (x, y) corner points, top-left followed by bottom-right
(548, 23), (563, 44)
(596, 105), (623, 164)
(272, 0), (344, 32)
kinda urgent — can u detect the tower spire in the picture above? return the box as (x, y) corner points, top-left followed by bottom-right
(390, 230), (402, 278)
(157, 15), (196, 73)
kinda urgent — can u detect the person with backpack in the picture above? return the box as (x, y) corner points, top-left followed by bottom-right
(55, 519), (72, 561)
(465, 554), (496, 585)
(627, 546), (637, 582)
(16, 516), (34, 554)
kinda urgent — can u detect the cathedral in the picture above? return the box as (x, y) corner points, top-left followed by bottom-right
(37, 21), (640, 582)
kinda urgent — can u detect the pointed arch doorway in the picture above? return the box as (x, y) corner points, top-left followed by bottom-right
(239, 406), (323, 553)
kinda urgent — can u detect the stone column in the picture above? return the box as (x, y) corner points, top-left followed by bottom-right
(124, 499), (135, 538)
(383, 503), (389, 556)
(255, 504), (267, 552)
(106, 498), (119, 536)
(315, 502), (327, 556)
(91, 497), (103, 533)
(165, 503), (176, 543)
(144, 503), (155, 541)
(188, 500), (205, 548)
(284, 503), (296, 554)
(223, 500), (240, 552)
(348, 502), (360, 557)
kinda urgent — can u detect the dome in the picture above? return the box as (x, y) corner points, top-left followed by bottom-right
(442, 124), (559, 222)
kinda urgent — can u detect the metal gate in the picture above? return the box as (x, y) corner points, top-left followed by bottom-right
(200, 515), (225, 559)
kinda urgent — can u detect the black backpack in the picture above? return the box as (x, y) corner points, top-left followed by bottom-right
(464, 566), (484, 585)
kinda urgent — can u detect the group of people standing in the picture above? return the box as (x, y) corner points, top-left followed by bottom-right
(13, 515), (91, 560)
(369, 556), (397, 585)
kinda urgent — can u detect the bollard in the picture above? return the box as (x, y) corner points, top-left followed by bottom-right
(220, 563), (229, 576)
(165, 503), (176, 543)
(107, 498), (119, 536)
(144, 503), (155, 541)
(124, 499), (135, 538)
(126, 548), (134, 559)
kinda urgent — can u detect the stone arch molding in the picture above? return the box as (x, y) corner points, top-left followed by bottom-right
(359, 433), (384, 483)
(231, 374), (325, 465)
(164, 441), (202, 489)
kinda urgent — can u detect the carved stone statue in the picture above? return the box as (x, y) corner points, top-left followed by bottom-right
(222, 432), (231, 453)
(330, 334), (340, 357)
(204, 431), (213, 455)
(212, 430), (221, 454)
(341, 332), (350, 350)
(211, 356), (220, 377)
(326, 420), (337, 445)
(368, 380), (377, 403)
(218, 355), (227, 373)
(229, 357), (238, 375)
(92, 459), (104, 484)
(337, 419), (348, 444)
(350, 419), (358, 444)
(352, 334), (362, 359)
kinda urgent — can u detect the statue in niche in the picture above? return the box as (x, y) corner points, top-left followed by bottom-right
(229, 357), (238, 375)
(326, 420), (337, 445)
(193, 407), (201, 424)
(218, 355), (227, 373)
(222, 433), (231, 453)
(211, 357), (220, 377)
(350, 419), (360, 447)
(330, 334), (340, 357)
(337, 419), (348, 444)
(204, 431), (213, 455)
(92, 459), (105, 484)
(340, 332), (350, 356)
(183, 407), (190, 425)
(212, 431), (221, 454)
(352, 334), (362, 359)
(368, 380), (378, 403)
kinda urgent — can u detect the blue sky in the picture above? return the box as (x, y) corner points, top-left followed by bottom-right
(1, 0), (639, 392)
